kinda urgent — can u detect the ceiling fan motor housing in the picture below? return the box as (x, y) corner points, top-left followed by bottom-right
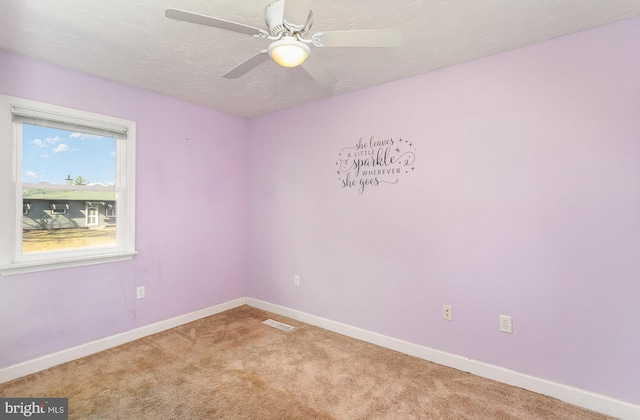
(265, 0), (313, 37)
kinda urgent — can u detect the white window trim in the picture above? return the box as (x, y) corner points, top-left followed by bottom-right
(50, 202), (69, 214)
(105, 204), (116, 219)
(0, 95), (136, 275)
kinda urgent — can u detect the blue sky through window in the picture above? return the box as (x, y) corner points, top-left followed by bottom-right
(22, 123), (116, 185)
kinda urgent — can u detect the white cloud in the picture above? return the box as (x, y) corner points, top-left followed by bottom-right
(70, 132), (82, 138)
(53, 143), (69, 153)
(46, 136), (63, 144)
(26, 171), (37, 178)
(32, 139), (45, 148)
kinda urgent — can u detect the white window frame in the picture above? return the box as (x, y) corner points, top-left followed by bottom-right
(0, 95), (136, 275)
(50, 203), (69, 215)
(105, 204), (116, 219)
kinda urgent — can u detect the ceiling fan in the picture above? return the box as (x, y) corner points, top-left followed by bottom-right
(165, 0), (403, 86)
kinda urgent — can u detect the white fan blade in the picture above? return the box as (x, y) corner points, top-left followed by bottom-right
(283, 0), (314, 31)
(301, 56), (337, 87)
(313, 30), (404, 48)
(223, 51), (270, 79)
(165, 8), (267, 37)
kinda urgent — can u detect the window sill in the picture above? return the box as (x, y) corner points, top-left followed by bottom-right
(0, 251), (137, 276)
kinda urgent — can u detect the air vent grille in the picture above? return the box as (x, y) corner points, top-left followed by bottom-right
(262, 319), (294, 331)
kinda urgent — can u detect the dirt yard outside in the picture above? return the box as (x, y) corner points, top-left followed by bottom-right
(22, 228), (116, 253)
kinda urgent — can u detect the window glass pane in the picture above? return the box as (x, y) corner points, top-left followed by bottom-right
(21, 123), (117, 253)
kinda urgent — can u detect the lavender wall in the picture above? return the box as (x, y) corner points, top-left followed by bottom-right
(1, 15), (639, 408)
(246, 17), (640, 404)
(0, 50), (248, 367)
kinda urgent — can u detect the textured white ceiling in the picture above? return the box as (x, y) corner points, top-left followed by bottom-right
(1, 0), (639, 118)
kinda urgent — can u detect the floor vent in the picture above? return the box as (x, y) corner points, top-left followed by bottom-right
(262, 319), (294, 331)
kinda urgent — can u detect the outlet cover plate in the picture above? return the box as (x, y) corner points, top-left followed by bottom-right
(442, 305), (452, 320)
(500, 314), (512, 333)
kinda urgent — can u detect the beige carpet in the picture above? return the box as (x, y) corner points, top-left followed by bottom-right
(0, 305), (614, 419)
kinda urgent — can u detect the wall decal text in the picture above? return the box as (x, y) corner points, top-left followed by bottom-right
(336, 136), (416, 194)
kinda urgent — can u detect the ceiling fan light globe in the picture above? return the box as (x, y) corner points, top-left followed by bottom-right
(268, 37), (310, 68)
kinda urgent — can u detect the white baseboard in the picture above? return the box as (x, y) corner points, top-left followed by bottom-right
(3, 296), (637, 419)
(0, 297), (246, 384)
(246, 298), (640, 420)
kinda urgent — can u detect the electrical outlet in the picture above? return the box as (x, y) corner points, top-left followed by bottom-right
(499, 315), (512, 333)
(136, 286), (145, 300)
(442, 305), (452, 321)
(294, 275), (300, 287)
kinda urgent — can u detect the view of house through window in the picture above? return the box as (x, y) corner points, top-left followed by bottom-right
(21, 123), (117, 253)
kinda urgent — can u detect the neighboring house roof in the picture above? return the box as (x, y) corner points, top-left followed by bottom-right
(23, 185), (115, 202)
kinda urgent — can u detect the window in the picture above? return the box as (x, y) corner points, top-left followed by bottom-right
(49, 202), (69, 215)
(0, 95), (136, 275)
(105, 204), (116, 219)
